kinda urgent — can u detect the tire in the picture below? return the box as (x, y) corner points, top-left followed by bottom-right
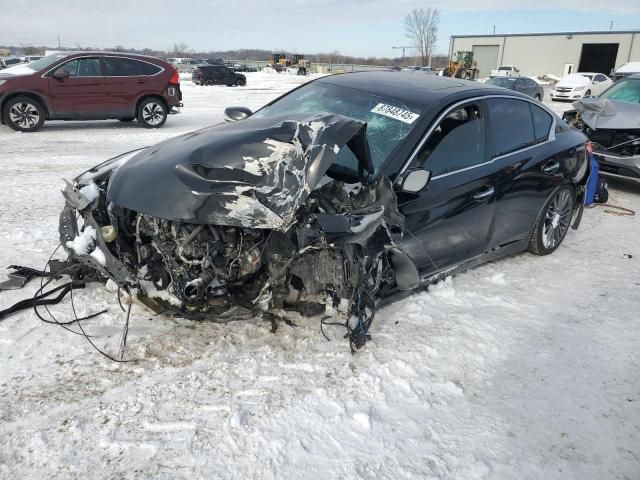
(204, 79), (214, 86)
(235, 78), (246, 86)
(528, 186), (575, 256)
(3, 96), (45, 132)
(454, 67), (466, 79)
(119, 117), (135, 122)
(137, 98), (167, 129)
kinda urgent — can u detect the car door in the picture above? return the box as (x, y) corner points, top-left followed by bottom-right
(484, 97), (560, 248)
(47, 57), (105, 119)
(101, 56), (149, 117)
(395, 99), (498, 277)
(513, 78), (528, 96)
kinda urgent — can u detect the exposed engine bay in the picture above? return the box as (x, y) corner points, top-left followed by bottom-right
(58, 113), (420, 350)
(563, 110), (640, 157)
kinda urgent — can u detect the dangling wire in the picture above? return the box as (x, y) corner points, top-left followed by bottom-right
(31, 243), (132, 362)
(68, 267), (132, 363)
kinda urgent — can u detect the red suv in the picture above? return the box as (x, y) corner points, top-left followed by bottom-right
(0, 52), (182, 131)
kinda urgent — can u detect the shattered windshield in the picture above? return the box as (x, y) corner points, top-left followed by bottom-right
(252, 81), (425, 172)
(600, 79), (640, 103)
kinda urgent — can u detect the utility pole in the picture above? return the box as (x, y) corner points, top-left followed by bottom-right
(493, 25), (496, 35)
(57, 34), (61, 49)
(392, 46), (413, 66)
(609, 21), (614, 31)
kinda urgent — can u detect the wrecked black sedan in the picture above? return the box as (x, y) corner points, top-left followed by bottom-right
(563, 73), (640, 185)
(59, 72), (590, 350)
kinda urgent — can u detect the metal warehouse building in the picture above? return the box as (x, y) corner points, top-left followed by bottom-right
(449, 30), (640, 78)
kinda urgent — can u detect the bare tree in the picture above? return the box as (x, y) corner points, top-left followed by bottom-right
(172, 42), (191, 57)
(404, 8), (440, 67)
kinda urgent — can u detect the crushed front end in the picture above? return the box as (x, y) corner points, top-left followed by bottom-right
(59, 113), (419, 350)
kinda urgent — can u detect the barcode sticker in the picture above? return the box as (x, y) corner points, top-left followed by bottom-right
(370, 103), (419, 124)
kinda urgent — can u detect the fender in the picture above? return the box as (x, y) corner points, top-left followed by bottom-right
(0, 89), (53, 120)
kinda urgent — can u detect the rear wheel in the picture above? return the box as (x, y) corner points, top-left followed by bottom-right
(528, 186), (575, 256)
(204, 79), (214, 86)
(235, 78), (246, 86)
(137, 98), (167, 129)
(3, 96), (45, 132)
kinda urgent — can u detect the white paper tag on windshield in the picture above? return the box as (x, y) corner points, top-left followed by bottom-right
(370, 103), (419, 124)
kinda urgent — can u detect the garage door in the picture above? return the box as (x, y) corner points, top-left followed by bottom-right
(472, 45), (500, 78)
(578, 43), (619, 75)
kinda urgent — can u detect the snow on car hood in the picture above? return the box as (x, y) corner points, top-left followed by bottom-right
(572, 97), (640, 130)
(106, 112), (372, 230)
(0, 64), (35, 76)
(556, 74), (590, 89)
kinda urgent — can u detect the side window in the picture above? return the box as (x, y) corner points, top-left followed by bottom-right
(487, 98), (535, 157)
(59, 59), (79, 77)
(140, 61), (161, 75)
(595, 74), (607, 83)
(77, 58), (101, 76)
(530, 104), (553, 143)
(102, 57), (142, 76)
(412, 102), (486, 177)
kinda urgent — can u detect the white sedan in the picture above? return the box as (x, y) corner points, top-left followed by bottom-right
(550, 72), (613, 101)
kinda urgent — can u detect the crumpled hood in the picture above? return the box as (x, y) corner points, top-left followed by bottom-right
(572, 98), (640, 130)
(107, 112), (372, 230)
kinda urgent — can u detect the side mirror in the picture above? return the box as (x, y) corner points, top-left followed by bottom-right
(53, 68), (69, 80)
(224, 106), (252, 122)
(397, 168), (431, 193)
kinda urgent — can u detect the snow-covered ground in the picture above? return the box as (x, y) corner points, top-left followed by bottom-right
(1, 73), (639, 479)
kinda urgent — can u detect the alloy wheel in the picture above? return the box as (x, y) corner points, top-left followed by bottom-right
(542, 188), (572, 249)
(142, 102), (164, 126)
(9, 102), (40, 129)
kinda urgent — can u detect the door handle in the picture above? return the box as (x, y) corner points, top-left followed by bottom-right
(473, 186), (495, 201)
(136, 80), (146, 84)
(543, 161), (560, 175)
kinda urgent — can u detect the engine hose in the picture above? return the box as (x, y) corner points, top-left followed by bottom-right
(177, 225), (205, 265)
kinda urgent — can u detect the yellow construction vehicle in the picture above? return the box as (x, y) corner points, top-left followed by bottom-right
(442, 51), (479, 80)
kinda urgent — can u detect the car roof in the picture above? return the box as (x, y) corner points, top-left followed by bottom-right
(316, 71), (504, 106)
(54, 51), (166, 63)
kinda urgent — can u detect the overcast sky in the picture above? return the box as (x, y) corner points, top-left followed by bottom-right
(2, 0), (640, 57)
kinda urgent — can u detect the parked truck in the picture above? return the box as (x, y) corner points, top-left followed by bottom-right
(490, 65), (520, 78)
